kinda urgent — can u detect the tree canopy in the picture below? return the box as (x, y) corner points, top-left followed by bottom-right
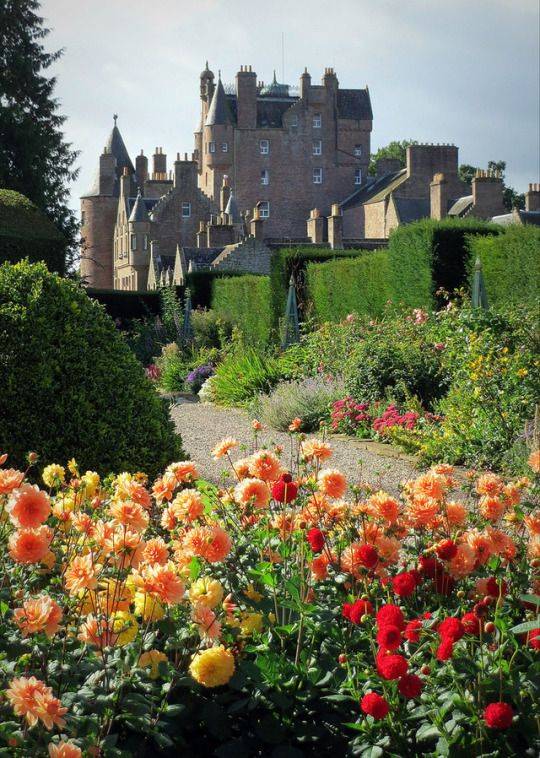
(368, 140), (418, 175)
(0, 0), (79, 271)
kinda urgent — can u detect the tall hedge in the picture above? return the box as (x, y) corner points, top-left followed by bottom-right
(467, 225), (540, 308)
(388, 218), (499, 308)
(0, 260), (183, 478)
(0, 189), (66, 274)
(270, 247), (366, 321)
(306, 250), (391, 322)
(213, 274), (274, 345)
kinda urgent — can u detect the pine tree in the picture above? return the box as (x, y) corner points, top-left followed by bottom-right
(0, 0), (79, 270)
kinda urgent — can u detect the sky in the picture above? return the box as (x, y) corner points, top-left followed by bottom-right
(40, 0), (540, 213)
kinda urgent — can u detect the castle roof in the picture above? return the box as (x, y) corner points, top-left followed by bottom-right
(205, 78), (233, 126)
(392, 196), (430, 224)
(448, 195), (473, 217)
(260, 71), (290, 97)
(492, 209), (540, 226)
(337, 89), (373, 121)
(127, 195), (158, 218)
(106, 122), (135, 175)
(128, 190), (150, 223)
(340, 169), (407, 210)
(225, 191), (241, 223)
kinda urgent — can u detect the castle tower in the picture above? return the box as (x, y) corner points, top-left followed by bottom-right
(202, 74), (233, 200)
(80, 115), (135, 288)
(195, 62), (215, 167)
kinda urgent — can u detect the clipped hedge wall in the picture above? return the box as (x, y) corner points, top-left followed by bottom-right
(467, 225), (540, 308)
(388, 218), (499, 308)
(213, 274), (274, 345)
(306, 250), (391, 322)
(0, 189), (66, 274)
(87, 288), (166, 322)
(270, 247), (366, 321)
(0, 260), (183, 478)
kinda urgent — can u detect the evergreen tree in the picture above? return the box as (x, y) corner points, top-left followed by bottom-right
(0, 0), (79, 270)
(368, 140), (418, 175)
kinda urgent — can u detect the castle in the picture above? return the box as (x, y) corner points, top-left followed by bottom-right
(80, 64), (539, 291)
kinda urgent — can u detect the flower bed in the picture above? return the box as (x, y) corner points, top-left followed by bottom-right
(0, 439), (539, 756)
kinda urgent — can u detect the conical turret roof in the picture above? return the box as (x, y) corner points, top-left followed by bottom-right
(129, 189), (149, 223)
(225, 191), (241, 224)
(106, 116), (135, 173)
(205, 78), (233, 126)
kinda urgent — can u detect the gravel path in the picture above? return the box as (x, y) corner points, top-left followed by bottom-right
(170, 400), (419, 494)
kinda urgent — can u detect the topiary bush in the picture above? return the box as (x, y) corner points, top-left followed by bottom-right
(0, 260), (183, 477)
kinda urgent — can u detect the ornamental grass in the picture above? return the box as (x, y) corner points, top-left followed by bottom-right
(0, 434), (538, 756)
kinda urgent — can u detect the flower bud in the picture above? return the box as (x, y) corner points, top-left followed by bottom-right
(421, 665), (431, 675)
(27, 451), (39, 464)
(484, 622), (495, 634)
(338, 654), (347, 664)
(456, 590), (466, 599)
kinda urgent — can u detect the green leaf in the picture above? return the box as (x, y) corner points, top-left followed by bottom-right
(510, 619), (540, 634)
(416, 723), (441, 742)
(519, 594), (540, 606)
(189, 556), (202, 581)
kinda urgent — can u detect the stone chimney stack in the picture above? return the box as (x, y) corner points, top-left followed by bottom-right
(174, 152), (197, 190)
(98, 147), (116, 195)
(119, 166), (131, 197)
(300, 68), (311, 101)
(307, 208), (325, 244)
(236, 65), (257, 129)
(250, 206), (265, 241)
(327, 203), (343, 249)
(152, 147), (167, 179)
(430, 173), (448, 220)
(135, 150), (148, 187)
(322, 67), (338, 99)
(197, 221), (207, 249)
(472, 169), (505, 218)
(525, 182), (540, 212)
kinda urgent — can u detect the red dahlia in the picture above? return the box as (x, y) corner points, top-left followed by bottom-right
(377, 652), (408, 680)
(376, 604), (405, 631)
(438, 617), (465, 642)
(404, 619), (422, 643)
(435, 539), (458, 561)
(357, 544), (379, 569)
(486, 577), (508, 598)
(349, 598), (374, 624)
(483, 702), (514, 729)
(398, 673), (424, 699)
(418, 555), (440, 578)
(376, 624), (402, 650)
(436, 638), (454, 661)
(360, 692), (389, 720)
(392, 572), (417, 598)
(461, 611), (481, 635)
(432, 572), (456, 596)
(525, 628), (540, 650)
(306, 528), (325, 553)
(272, 475), (298, 503)
(342, 603), (352, 620)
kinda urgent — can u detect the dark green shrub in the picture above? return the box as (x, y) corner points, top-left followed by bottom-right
(192, 308), (234, 349)
(212, 348), (282, 406)
(306, 250), (391, 322)
(467, 225), (540, 309)
(0, 260), (183, 477)
(86, 287), (165, 322)
(388, 218), (499, 308)
(212, 274), (274, 345)
(0, 189), (66, 273)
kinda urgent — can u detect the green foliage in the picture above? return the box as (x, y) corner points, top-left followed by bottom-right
(468, 225), (540, 309)
(459, 160), (525, 210)
(86, 287), (164, 322)
(0, 2), (79, 267)
(191, 308), (234, 350)
(388, 217), (499, 308)
(185, 270), (245, 309)
(157, 343), (219, 394)
(0, 260), (183, 477)
(253, 376), (345, 432)
(159, 285), (183, 343)
(368, 139), (418, 175)
(306, 250), (391, 322)
(212, 348), (282, 406)
(0, 190), (66, 273)
(213, 274), (274, 345)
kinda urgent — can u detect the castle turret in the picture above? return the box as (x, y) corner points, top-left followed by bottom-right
(203, 75), (233, 198)
(80, 115), (135, 288)
(235, 65), (257, 129)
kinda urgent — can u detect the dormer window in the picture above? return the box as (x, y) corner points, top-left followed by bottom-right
(313, 140), (322, 156)
(260, 139), (269, 155)
(261, 169), (269, 186)
(313, 113), (321, 128)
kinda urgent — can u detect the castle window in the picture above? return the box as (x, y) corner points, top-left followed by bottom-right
(182, 202), (191, 218)
(209, 141), (216, 153)
(313, 113), (321, 128)
(221, 142), (228, 152)
(143, 234), (149, 251)
(261, 169), (269, 186)
(290, 115), (298, 127)
(313, 168), (323, 184)
(260, 139), (269, 155)
(354, 168), (362, 186)
(313, 140), (322, 156)
(354, 145), (362, 157)
(259, 201), (270, 218)
(130, 234), (137, 251)
(81, 211), (85, 225)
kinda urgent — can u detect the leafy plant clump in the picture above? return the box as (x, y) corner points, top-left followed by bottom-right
(211, 348), (282, 407)
(0, 260), (183, 478)
(254, 376), (345, 432)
